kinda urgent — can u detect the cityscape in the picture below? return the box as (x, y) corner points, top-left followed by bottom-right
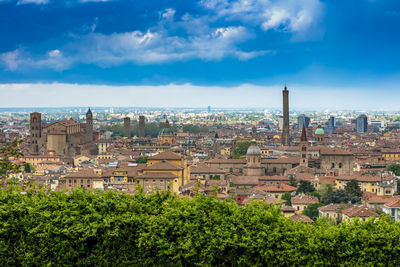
(2, 0), (400, 265)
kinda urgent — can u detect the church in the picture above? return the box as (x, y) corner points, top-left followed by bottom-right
(30, 108), (97, 159)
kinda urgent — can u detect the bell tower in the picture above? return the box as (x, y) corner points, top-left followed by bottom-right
(281, 85), (290, 146)
(299, 125), (308, 167)
(30, 112), (42, 153)
(86, 108), (93, 142)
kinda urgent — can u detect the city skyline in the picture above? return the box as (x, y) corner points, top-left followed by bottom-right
(1, 1), (400, 108)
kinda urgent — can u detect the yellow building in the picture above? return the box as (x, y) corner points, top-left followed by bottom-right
(73, 155), (92, 167)
(381, 149), (400, 161)
(141, 150), (191, 193)
(24, 155), (61, 166)
(335, 175), (397, 196)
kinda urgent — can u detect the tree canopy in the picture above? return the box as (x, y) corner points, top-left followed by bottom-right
(0, 188), (397, 266)
(232, 141), (251, 159)
(296, 180), (315, 195)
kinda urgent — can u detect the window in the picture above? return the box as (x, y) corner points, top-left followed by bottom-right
(229, 168), (233, 173)
(392, 208), (396, 217)
(302, 154), (306, 158)
(339, 163), (342, 168)
(302, 146), (306, 151)
(87, 185), (90, 188)
(239, 168), (243, 173)
(81, 180), (83, 183)
(331, 163), (335, 168)
(273, 167), (277, 173)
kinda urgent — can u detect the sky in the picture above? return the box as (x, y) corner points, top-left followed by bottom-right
(0, 0), (400, 109)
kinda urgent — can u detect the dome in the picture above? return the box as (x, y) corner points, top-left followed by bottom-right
(315, 124), (325, 135)
(246, 139), (261, 155)
(159, 127), (174, 136)
(159, 120), (174, 136)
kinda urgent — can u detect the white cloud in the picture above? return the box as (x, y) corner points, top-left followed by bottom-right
(200, 0), (323, 33)
(0, 10), (270, 70)
(17, 0), (49, 4)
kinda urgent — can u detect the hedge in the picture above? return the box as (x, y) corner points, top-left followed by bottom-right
(0, 188), (399, 266)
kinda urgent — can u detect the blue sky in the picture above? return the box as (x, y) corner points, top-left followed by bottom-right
(0, 0), (400, 108)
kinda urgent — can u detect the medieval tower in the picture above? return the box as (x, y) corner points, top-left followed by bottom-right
(281, 85), (290, 146)
(86, 108), (93, 142)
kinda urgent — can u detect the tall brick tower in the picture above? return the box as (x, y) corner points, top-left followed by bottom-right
(139, 115), (145, 138)
(281, 85), (290, 146)
(124, 117), (131, 138)
(86, 108), (93, 142)
(299, 125), (308, 167)
(30, 112), (42, 153)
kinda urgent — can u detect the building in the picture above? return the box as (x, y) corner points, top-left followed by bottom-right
(318, 204), (347, 224)
(356, 114), (368, 133)
(281, 85), (290, 146)
(314, 124), (325, 145)
(299, 126), (308, 167)
(30, 112), (42, 153)
(342, 205), (378, 221)
(291, 194), (319, 212)
(29, 109), (97, 158)
(383, 198), (400, 221)
(244, 139), (264, 176)
(158, 120), (176, 146)
(319, 148), (354, 175)
(139, 115), (145, 138)
(123, 117), (131, 138)
(327, 116), (335, 133)
(298, 114), (310, 129)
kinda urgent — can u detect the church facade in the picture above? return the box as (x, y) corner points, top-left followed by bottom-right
(30, 109), (97, 159)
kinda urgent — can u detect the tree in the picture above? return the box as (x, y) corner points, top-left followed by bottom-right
(320, 183), (334, 200)
(289, 176), (297, 187)
(303, 203), (324, 221)
(281, 192), (292, 206)
(136, 157), (148, 164)
(211, 175), (221, 180)
(296, 180), (315, 194)
(0, 139), (24, 183)
(232, 141), (251, 158)
(322, 189), (360, 204)
(345, 179), (362, 199)
(387, 164), (400, 176)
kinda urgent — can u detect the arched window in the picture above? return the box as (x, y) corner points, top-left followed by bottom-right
(339, 163), (342, 168)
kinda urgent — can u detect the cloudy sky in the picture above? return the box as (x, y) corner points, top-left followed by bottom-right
(0, 0), (400, 108)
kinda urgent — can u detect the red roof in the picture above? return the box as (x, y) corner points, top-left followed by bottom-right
(253, 184), (297, 193)
(342, 205), (378, 218)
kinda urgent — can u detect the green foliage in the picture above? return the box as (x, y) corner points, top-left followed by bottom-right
(307, 191), (321, 202)
(296, 180), (315, 194)
(322, 189), (360, 204)
(281, 192), (292, 206)
(303, 203), (324, 221)
(0, 139), (24, 181)
(136, 156), (148, 164)
(387, 164), (400, 176)
(289, 176), (297, 187)
(210, 175), (220, 180)
(232, 141), (251, 158)
(345, 179), (362, 199)
(1, 188), (400, 265)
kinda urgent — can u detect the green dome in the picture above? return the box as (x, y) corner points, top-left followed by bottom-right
(315, 127), (325, 135)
